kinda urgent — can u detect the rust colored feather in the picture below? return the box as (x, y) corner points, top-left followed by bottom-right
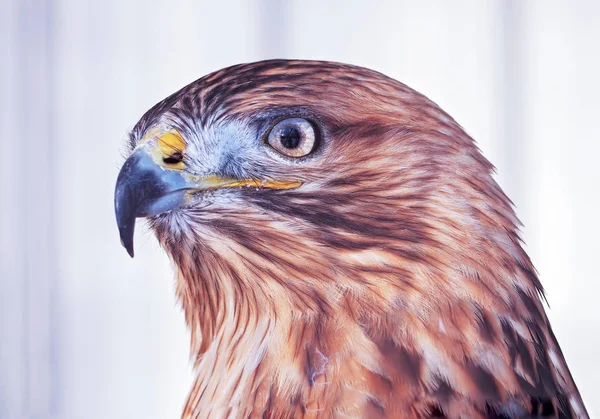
(127, 60), (588, 418)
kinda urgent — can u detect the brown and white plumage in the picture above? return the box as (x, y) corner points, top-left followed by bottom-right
(115, 60), (587, 418)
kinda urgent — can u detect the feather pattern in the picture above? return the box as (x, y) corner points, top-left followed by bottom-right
(127, 60), (587, 418)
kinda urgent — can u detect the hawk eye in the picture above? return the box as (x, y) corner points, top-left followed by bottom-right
(267, 118), (316, 158)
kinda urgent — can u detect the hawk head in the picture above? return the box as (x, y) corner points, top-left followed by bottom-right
(114, 60), (586, 418)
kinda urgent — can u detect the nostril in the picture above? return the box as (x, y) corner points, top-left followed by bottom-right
(163, 152), (184, 165)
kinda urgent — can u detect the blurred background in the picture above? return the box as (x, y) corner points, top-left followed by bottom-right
(1, 1), (598, 418)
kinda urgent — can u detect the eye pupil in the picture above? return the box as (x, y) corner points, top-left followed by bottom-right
(279, 127), (301, 149)
(163, 152), (183, 165)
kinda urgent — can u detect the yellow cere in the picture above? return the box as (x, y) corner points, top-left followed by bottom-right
(158, 131), (186, 156)
(142, 130), (187, 170)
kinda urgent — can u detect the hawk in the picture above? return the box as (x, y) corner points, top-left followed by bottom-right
(114, 60), (587, 418)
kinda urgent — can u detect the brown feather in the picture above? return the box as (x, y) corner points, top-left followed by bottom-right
(128, 60), (588, 418)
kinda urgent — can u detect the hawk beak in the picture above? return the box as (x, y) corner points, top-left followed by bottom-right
(115, 148), (303, 258)
(114, 148), (190, 258)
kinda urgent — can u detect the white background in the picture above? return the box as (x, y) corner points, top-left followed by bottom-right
(1, 1), (598, 418)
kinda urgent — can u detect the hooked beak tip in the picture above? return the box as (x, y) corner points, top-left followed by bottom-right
(118, 224), (136, 258)
(123, 239), (135, 258)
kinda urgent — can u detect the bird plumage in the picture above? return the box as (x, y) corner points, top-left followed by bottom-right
(117, 60), (587, 418)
